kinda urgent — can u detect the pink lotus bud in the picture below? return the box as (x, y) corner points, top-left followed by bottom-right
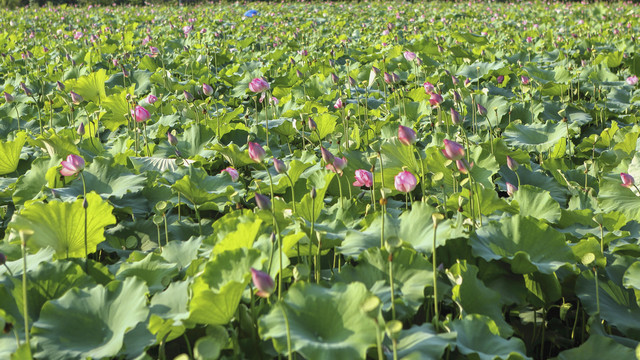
(273, 158), (287, 174)
(497, 75), (504, 84)
(384, 72), (393, 84)
(477, 103), (487, 116)
(20, 83), (32, 96)
(221, 167), (239, 182)
(202, 83), (214, 96)
(248, 78), (270, 93)
(77, 122), (85, 136)
(353, 169), (373, 188)
(167, 132), (178, 146)
(183, 90), (194, 102)
(331, 73), (339, 84)
(627, 75), (639, 86)
(248, 142), (266, 163)
(441, 139), (465, 160)
(296, 69), (304, 79)
(334, 98), (343, 109)
(621, 173), (635, 188)
(131, 105), (150, 122)
(392, 73), (400, 83)
(453, 91), (461, 103)
(307, 117), (317, 131)
(371, 66), (380, 76)
(251, 268), (275, 298)
(348, 76), (357, 87)
(326, 156), (347, 175)
(56, 81), (65, 92)
(429, 93), (444, 106)
(398, 125), (416, 146)
(451, 75), (459, 86)
(321, 147), (334, 165)
(521, 76), (530, 85)
(423, 81), (435, 94)
(394, 170), (417, 193)
(506, 182), (518, 196)
(450, 108), (462, 125)
(70, 91), (83, 104)
(254, 193), (271, 211)
(3, 92), (13, 103)
(506, 156), (519, 171)
(456, 159), (473, 174)
(403, 51), (416, 61)
(60, 154), (85, 177)
(147, 94), (158, 104)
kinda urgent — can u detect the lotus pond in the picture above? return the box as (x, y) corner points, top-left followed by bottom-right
(1, 1), (640, 359)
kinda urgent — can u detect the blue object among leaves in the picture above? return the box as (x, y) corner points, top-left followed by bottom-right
(244, 10), (259, 17)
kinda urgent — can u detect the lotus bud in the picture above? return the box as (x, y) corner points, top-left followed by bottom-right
(167, 132), (178, 146)
(321, 147), (334, 164)
(273, 158), (287, 174)
(202, 83), (214, 96)
(254, 193), (271, 210)
(506, 156), (519, 171)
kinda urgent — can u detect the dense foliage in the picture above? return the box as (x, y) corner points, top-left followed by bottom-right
(1, 1), (640, 359)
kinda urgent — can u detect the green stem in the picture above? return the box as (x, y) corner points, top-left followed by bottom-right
(19, 231), (30, 349)
(282, 306), (293, 360)
(389, 251), (396, 320)
(432, 220), (439, 326)
(80, 172), (88, 270)
(414, 145), (426, 202)
(14, 104), (21, 131)
(285, 174), (296, 215)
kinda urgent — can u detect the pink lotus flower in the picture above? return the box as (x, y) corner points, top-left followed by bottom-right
(131, 105), (150, 122)
(621, 173), (635, 188)
(202, 83), (213, 96)
(147, 94), (158, 104)
(506, 182), (518, 196)
(149, 46), (160, 57)
(442, 139), (465, 160)
(60, 154), (85, 177)
(627, 75), (639, 86)
(326, 156), (347, 175)
(334, 98), (343, 109)
(73, 31), (83, 40)
(394, 170), (417, 193)
(248, 142), (266, 163)
(353, 169), (373, 187)
(398, 125), (416, 146)
(403, 51), (417, 61)
(221, 167), (239, 182)
(251, 268), (275, 298)
(248, 78), (270, 93)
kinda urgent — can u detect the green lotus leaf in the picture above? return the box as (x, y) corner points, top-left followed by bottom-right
(12, 157), (61, 205)
(511, 185), (561, 224)
(259, 282), (377, 360)
(8, 192), (116, 258)
(503, 121), (568, 152)
(115, 252), (179, 294)
(576, 265), (640, 339)
(52, 157), (146, 200)
(449, 315), (530, 360)
(31, 277), (149, 360)
(0, 131), (27, 175)
(393, 324), (456, 360)
(470, 215), (575, 274)
(188, 248), (263, 326)
(448, 261), (513, 337)
(154, 123), (216, 160)
(172, 166), (242, 210)
(149, 280), (190, 342)
(160, 236), (203, 269)
(209, 143), (255, 168)
(554, 334), (635, 360)
(338, 247), (434, 316)
(457, 61), (506, 81)
(101, 90), (130, 131)
(598, 175), (640, 223)
(66, 68), (108, 104)
(129, 156), (181, 173)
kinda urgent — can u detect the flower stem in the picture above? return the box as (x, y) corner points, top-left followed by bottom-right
(19, 231), (30, 349)
(285, 173), (296, 214)
(80, 172), (88, 270)
(432, 219), (440, 327)
(388, 251), (396, 320)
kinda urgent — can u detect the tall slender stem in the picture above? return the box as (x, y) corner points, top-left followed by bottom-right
(80, 172), (88, 270)
(19, 231), (30, 349)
